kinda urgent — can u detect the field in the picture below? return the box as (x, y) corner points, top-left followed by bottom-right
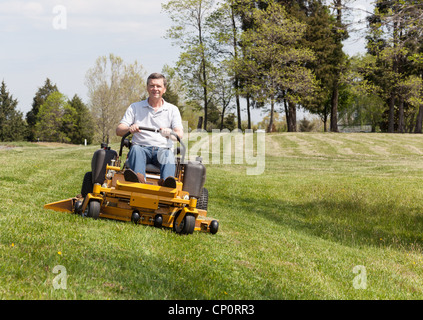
(1, 132), (423, 300)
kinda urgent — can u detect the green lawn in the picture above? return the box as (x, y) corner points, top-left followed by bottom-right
(1, 132), (423, 299)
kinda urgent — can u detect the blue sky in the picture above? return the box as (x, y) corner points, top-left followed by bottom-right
(1, 0), (178, 115)
(1, 0), (373, 122)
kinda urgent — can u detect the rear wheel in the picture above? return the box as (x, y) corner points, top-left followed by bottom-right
(81, 172), (93, 197)
(196, 188), (208, 210)
(173, 211), (195, 235)
(87, 200), (101, 220)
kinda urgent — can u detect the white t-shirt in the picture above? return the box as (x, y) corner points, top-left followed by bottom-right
(119, 99), (183, 149)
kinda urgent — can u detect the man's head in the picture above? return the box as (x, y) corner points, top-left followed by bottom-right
(147, 73), (167, 101)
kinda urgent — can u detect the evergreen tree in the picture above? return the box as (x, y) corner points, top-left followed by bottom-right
(26, 78), (58, 141)
(35, 91), (73, 143)
(68, 95), (94, 144)
(0, 81), (26, 141)
(236, 0), (316, 132)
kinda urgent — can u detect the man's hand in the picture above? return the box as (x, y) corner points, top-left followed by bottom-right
(129, 124), (141, 134)
(160, 127), (172, 138)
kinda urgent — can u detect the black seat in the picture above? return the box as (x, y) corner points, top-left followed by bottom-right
(146, 163), (161, 174)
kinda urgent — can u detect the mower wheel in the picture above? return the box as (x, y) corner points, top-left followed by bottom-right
(173, 212), (195, 235)
(154, 214), (163, 228)
(87, 200), (101, 220)
(209, 220), (219, 234)
(131, 210), (140, 224)
(81, 172), (93, 197)
(197, 188), (208, 210)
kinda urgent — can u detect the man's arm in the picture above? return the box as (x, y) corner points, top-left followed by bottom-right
(116, 123), (141, 137)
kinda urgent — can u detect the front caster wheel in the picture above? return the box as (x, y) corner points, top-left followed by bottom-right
(173, 212), (195, 235)
(87, 200), (101, 220)
(209, 220), (219, 234)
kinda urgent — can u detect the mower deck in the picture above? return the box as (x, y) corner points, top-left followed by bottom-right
(45, 170), (218, 234)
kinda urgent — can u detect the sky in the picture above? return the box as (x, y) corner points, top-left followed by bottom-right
(0, 0), (374, 123)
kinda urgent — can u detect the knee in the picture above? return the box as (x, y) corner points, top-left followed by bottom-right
(157, 148), (175, 165)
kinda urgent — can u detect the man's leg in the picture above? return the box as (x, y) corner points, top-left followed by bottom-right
(156, 148), (176, 180)
(127, 145), (153, 177)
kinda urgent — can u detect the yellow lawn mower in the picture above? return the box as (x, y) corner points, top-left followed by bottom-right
(44, 127), (219, 235)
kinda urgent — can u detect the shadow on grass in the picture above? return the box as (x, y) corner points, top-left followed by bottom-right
(218, 192), (423, 251)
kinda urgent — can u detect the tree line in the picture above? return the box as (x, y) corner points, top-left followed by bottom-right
(0, 79), (94, 144)
(162, 0), (423, 133)
(2, 0), (423, 144)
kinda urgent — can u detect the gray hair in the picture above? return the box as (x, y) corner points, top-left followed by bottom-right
(147, 73), (167, 88)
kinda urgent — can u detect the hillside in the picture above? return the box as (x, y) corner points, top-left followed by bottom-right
(1, 133), (423, 300)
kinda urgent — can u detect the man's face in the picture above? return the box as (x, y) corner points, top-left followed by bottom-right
(147, 78), (166, 100)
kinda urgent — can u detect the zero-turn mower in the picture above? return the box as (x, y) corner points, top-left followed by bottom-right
(44, 127), (219, 235)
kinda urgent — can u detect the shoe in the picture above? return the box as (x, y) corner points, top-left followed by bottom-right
(162, 176), (177, 188)
(124, 169), (146, 184)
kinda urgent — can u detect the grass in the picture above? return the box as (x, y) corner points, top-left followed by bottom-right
(1, 133), (423, 299)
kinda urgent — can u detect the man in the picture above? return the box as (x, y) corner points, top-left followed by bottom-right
(116, 73), (183, 187)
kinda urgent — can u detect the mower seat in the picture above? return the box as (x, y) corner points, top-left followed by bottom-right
(146, 164), (161, 174)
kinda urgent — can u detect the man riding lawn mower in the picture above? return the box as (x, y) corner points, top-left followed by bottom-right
(46, 72), (218, 234)
(44, 126), (219, 235)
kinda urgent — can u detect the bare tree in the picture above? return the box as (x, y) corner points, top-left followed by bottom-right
(85, 54), (147, 143)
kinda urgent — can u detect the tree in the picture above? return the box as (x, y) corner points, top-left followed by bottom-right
(26, 78), (58, 141)
(85, 54), (147, 143)
(236, 0), (317, 132)
(328, 0), (349, 132)
(35, 91), (74, 143)
(163, 0), (216, 131)
(68, 94), (95, 144)
(0, 81), (26, 141)
(299, 0), (342, 132)
(208, 0), (244, 129)
(365, 0), (423, 133)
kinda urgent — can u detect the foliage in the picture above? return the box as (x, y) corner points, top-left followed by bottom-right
(26, 78), (58, 141)
(0, 81), (26, 141)
(244, 1), (317, 132)
(85, 54), (147, 143)
(35, 92), (73, 143)
(68, 95), (95, 145)
(163, 0), (216, 130)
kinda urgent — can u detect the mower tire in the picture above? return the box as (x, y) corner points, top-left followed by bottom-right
(81, 172), (93, 197)
(87, 200), (101, 220)
(197, 188), (208, 210)
(173, 211), (195, 235)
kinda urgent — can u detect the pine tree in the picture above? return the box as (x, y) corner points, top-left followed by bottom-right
(0, 81), (26, 141)
(26, 78), (58, 141)
(68, 95), (94, 145)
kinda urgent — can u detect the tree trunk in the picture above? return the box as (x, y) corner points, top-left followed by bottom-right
(398, 97), (404, 133)
(388, 93), (395, 133)
(267, 98), (275, 133)
(231, 5), (242, 130)
(284, 99), (291, 131)
(330, 83), (339, 132)
(414, 105), (423, 133)
(288, 101), (297, 132)
(246, 94), (251, 130)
